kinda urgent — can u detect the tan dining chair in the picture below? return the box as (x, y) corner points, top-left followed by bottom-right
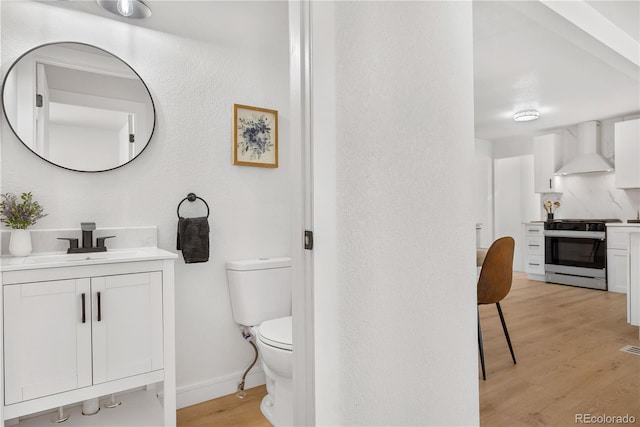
(477, 236), (516, 380)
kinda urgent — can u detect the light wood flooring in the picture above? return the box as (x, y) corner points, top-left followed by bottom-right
(480, 273), (639, 426)
(177, 385), (270, 427)
(177, 273), (640, 426)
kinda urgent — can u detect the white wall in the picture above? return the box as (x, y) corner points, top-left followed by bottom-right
(475, 138), (494, 247)
(493, 136), (533, 159)
(1, 0), (290, 406)
(494, 155), (538, 271)
(49, 124), (119, 171)
(312, 2), (479, 425)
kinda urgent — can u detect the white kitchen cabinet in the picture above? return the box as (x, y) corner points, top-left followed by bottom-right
(614, 119), (640, 189)
(524, 223), (545, 281)
(606, 225), (640, 336)
(607, 228), (629, 294)
(630, 233), (640, 329)
(0, 249), (176, 426)
(607, 250), (629, 295)
(533, 133), (563, 193)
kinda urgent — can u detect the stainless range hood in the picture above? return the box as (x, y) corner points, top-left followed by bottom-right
(555, 121), (614, 175)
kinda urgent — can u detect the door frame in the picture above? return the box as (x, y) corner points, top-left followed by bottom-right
(289, 1), (315, 425)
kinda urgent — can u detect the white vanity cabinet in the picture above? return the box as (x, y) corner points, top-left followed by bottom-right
(524, 223), (545, 281)
(4, 278), (93, 405)
(0, 249), (176, 427)
(533, 133), (562, 193)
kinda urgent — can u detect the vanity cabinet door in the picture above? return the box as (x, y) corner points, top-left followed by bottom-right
(3, 279), (92, 405)
(91, 272), (163, 384)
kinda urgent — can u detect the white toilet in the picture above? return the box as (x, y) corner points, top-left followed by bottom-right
(226, 257), (293, 426)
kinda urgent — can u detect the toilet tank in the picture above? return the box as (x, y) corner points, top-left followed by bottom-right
(226, 257), (292, 326)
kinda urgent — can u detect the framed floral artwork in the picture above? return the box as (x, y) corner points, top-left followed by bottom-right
(233, 104), (278, 168)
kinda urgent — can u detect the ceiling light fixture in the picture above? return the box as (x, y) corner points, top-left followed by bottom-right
(97, 0), (152, 19)
(513, 110), (540, 122)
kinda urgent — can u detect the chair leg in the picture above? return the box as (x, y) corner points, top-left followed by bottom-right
(477, 307), (486, 380)
(496, 302), (516, 364)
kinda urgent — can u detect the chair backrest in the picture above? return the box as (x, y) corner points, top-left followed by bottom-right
(477, 236), (515, 305)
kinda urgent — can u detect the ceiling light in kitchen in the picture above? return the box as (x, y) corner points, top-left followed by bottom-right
(513, 110), (539, 122)
(97, 0), (152, 19)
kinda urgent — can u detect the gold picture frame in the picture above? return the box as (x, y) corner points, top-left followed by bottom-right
(233, 104), (278, 168)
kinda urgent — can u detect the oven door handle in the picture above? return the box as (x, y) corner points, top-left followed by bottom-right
(544, 230), (605, 239)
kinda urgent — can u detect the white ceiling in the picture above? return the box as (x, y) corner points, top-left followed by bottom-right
(473, 1), (640, 143)
(37, 0), (288, 52)
(39, 0), (640, 144)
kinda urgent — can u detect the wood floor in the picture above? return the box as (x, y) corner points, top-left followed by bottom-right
(480, 273), (639, 426)
(177, 273), (640, 426)
(177, 385), (270, 427)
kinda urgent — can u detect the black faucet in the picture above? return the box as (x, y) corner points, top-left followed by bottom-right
(57, 222), (115, 254)
(81, 222), (95, 248)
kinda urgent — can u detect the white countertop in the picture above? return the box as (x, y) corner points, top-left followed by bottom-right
(606, 223), (640, 229)
(0, 247), (177, 272)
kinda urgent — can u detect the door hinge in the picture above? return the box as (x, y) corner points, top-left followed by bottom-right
(129, 134), (135, 143)
(35, 94), (43, 108)
(304, 230), (314, 250)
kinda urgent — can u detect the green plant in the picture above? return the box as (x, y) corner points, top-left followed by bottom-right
(0, 192), (47, 230)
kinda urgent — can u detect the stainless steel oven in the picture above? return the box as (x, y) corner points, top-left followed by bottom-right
(544, 219), (620, 290)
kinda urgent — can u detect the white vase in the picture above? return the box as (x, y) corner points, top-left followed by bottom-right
(9, 229), (32, 257)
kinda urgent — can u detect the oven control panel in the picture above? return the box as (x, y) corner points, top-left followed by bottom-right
(545, 222), (601, 231)
(544, 220), (618, 232)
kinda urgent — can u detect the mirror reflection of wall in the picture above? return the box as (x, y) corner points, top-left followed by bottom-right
(2, 42), (155, 172)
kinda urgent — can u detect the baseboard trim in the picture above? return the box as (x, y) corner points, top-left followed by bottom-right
(176, 368), (266, 409)
(608, 285), (627, 294)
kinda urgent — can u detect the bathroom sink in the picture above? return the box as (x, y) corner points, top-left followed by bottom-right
(27, 250), (143, 263)
(1, 248), (177, 271)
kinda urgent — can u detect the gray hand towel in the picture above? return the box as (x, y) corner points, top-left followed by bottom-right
(177, 217), (210, 263)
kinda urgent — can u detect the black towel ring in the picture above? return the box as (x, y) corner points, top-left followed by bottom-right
(177, 193), (210, 218)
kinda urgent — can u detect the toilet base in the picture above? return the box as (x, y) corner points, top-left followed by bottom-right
(260, 395), (275, 426)
(258, 376), (292, 426)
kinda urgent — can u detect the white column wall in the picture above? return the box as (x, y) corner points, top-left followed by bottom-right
(312, 2), (478, 425)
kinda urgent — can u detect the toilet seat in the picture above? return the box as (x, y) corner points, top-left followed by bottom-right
(258, 316), (292, 351)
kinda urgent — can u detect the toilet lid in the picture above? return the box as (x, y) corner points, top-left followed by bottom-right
(258, 316), (292, 351)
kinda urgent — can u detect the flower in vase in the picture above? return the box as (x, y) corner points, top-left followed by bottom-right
(0, 192), (47, 230)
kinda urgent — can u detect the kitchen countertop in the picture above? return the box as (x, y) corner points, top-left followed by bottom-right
(606, 223), (640, 228)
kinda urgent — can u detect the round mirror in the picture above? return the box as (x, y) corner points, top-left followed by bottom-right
(2, 42), (155, 172)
